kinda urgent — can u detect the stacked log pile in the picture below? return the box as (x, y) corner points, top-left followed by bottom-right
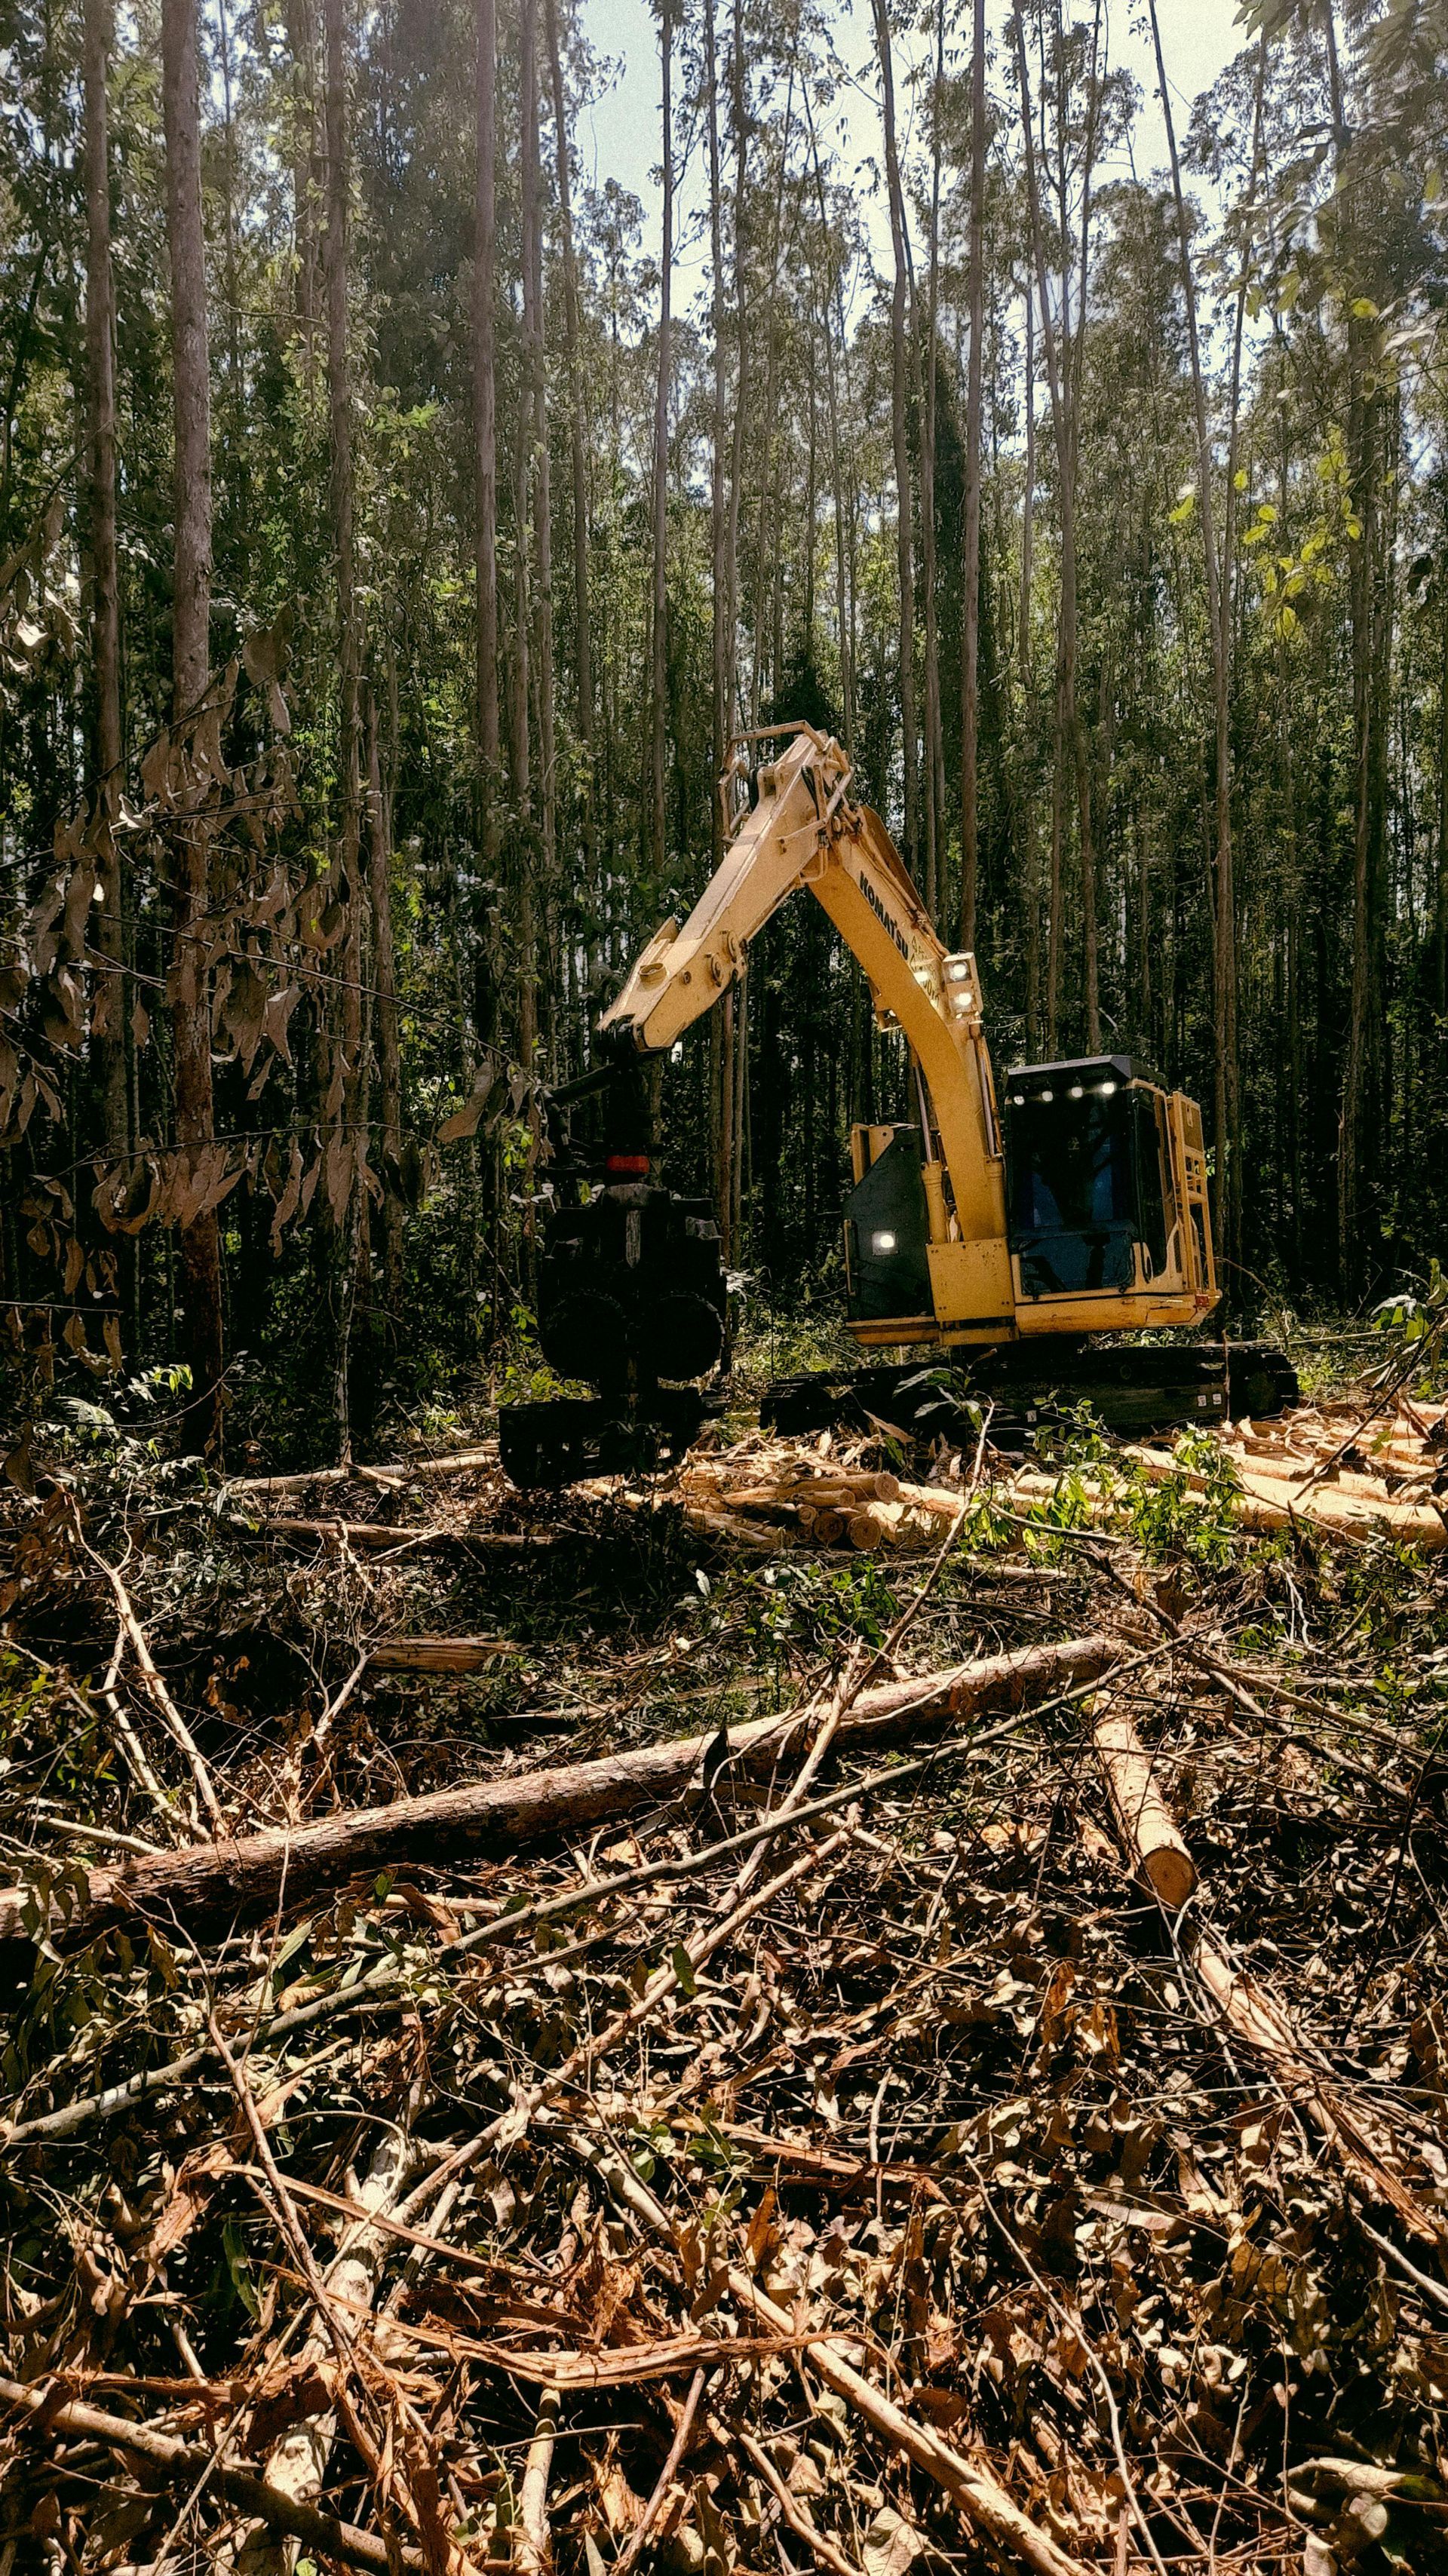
(675, 1438), (974, 1552)
(673, 1397), (1448, 1556)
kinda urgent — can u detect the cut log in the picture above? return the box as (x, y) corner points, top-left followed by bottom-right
(225, 1443), (499, 1496)
(0, 1633), (1117, 1951)
(367, 1636), (513, 1673)
(848, 1503), (906, 1549)
(1091, 1707), (1197, 1909)
(1013, 1457), (1447, 1554)
(247, 1516), (552, 1555)
(1090, 1688), (1447, 2253)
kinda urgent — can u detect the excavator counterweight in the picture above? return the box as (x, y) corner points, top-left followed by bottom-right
(501, 726), (1295, 1488)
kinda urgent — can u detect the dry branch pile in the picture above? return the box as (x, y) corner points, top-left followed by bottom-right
(2, 1382), (1448, 2576)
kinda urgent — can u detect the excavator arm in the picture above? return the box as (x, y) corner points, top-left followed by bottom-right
(600, 724), (1016, 1322)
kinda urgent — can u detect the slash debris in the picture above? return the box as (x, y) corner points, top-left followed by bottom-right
(2, 1385), (1446, 2574)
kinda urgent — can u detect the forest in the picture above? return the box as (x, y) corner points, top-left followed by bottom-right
(4, 2), (1448, 2574)
(2, 0), (1446, 1452)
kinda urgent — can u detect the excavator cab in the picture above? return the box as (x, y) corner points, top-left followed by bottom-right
(845, 1053), (1215, 1343)
(1001, 1056), (1212, 1305)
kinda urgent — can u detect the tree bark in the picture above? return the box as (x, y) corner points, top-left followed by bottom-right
(544, 0), (596, 952)
(1435, 511), (1448, 1024)
(805, 90), (851, 757)
(1013, 0), (1099, 1052)
(726, 0), (748, 739)
(705, 0), (735, 1247)
(871, 0), (919, 885)
(1020, 274), (1040, 1053)
(367, 692), (404, 1317)
(917, 0), (946, 921)
(1321, 0), (1379, 1292)
(959, 0), (986, 955)
(474, 0), (499, 877)
(1149, 0), (1253, 1281)
(83, 0), (127, 1167)
(649, 0), (674, 885)
(521, 0), (555, 1037)
(161, 0), (225, 1449)
(324, 0), (363, 1461)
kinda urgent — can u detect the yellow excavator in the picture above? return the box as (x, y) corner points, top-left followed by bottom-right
(500, 724), (1293, 1487)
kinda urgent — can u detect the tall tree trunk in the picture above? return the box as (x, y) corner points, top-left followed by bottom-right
(366, 691), (404, 1319)
(1149, 0), (1254, 1282)
(649, 0), (673, 885)
(706, 0), (727, 857)
(521, 0), (554, 1080)
(474, 0), (499, 879)
(1321, 0), (1377, 1290)
(704, 0), (735, 1250)
(959, 0), (986, 955)
(1013, 0), (1098, 1050)
(871, 0), (918, 883)
(283, 0), (318, 361)
(1020, 276), (1040, 1054)
(805, 90), (851, 756)
(83, 0), (126, 1164)
(1436, 517), (1448, 1026)
(726, 0), (749, 738)
(544, 0), (595, 973)
(161, 0), (225, 1449)
(916, 0), (945, 920)
(324, 0), (363, 1458)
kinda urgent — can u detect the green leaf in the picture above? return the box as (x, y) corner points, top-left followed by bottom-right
(672, 1943), (698, 1999)
(222, 2218), (259, 2320)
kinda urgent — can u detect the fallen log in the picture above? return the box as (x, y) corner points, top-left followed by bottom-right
(367, 1636), (513, 1673)
(1122, 1443), (1447, 1545)
(8, 1709), (1077, 2147)
(0, 1633), (1117, 1951)
(1011, 1459), (1448, 1553)
(225, 1443), (499, 1498)
(244, 1516), (553, 1555)
(1091, 1707), (1196, 1909)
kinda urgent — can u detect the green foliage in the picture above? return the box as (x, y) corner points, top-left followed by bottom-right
(1370, 1260), (1448, 1394)
(1121, 1428), (1243, 1571)
(742, 1556), (900, 1654)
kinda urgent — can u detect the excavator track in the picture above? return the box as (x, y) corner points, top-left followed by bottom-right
(762, 1340), (1299, 1455)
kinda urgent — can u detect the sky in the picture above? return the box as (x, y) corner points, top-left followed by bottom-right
(575, 0), (1256, 312)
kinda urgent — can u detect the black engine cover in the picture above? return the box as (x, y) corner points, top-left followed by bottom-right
(538, 1184), (726, 1391)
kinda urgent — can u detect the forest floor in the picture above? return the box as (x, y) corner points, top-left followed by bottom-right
(2, 1333), (1447, 2576)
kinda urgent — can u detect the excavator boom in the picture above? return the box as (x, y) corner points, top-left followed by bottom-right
(602, 724), (1013, 1318)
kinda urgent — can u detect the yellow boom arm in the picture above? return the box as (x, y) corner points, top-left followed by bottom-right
(600, 723), (1017, 1325)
